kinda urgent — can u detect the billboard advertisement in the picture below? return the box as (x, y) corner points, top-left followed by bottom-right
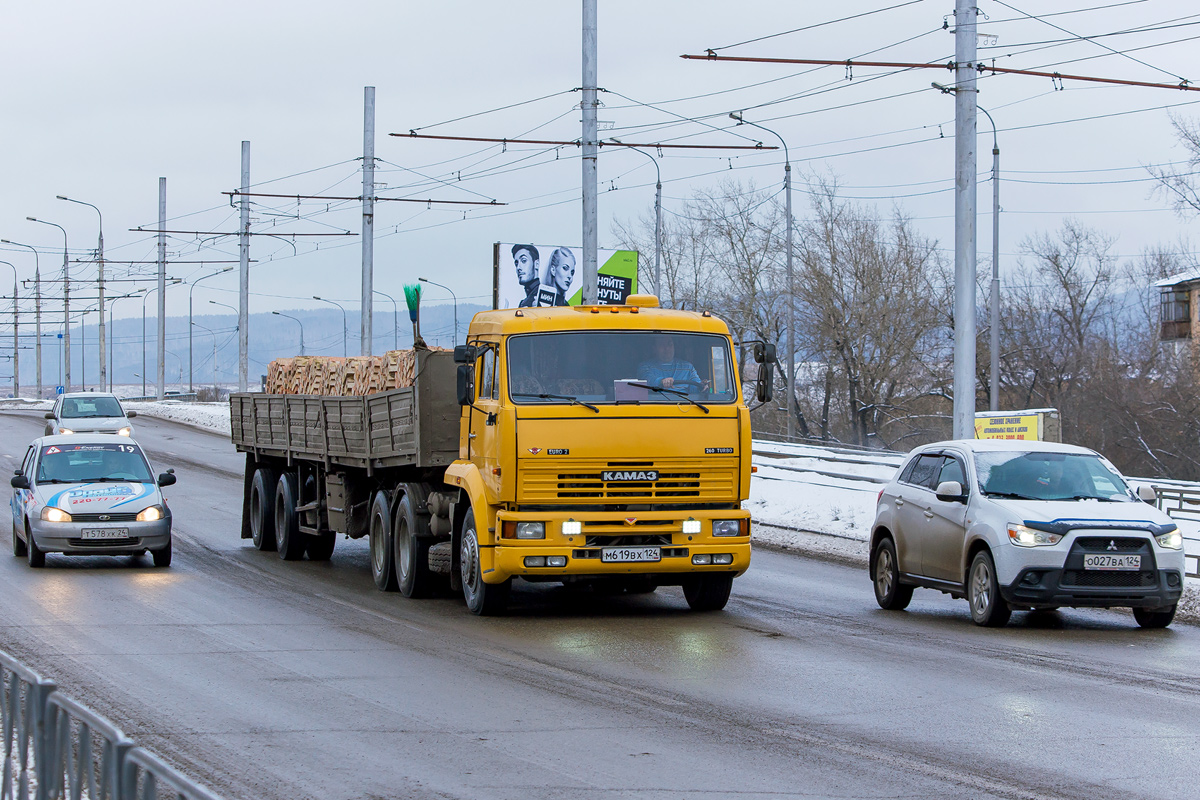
(974, 409), (1060, 442)
(494, 243), (638, 309)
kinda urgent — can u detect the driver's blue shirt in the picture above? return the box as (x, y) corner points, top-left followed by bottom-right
(637, 358), (702, 389)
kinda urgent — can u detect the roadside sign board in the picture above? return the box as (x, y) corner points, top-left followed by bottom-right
(974, 408), (1060, 442)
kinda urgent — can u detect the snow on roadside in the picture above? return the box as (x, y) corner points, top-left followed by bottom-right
(123, 400), (231, 435)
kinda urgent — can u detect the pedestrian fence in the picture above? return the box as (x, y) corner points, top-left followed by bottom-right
(1153, 486), (1200, 579)
(2, 650), (224, 800)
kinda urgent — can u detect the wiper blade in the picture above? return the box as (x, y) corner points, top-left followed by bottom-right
(985, 490), (1039, 500)
(511, 392), (600, 413)
(625, 382), (709, 414)
(37, 478), (71, 484)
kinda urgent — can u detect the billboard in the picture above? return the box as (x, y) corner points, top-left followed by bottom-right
(974, 409), (1061, 442)
(494, 243), (638, 309)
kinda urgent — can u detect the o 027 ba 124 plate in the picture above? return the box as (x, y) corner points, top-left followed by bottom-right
(1083, 554), (1141, 571)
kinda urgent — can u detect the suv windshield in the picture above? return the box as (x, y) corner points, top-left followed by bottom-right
(60, 396), (124, 418)
(974, 450), (1132, 501)
(507, 331), (737, 405)
(36, 443), (153, 484)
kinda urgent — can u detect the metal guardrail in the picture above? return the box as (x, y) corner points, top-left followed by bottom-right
(1154, 487), (1200, 580)
(0, 649), (224, 800)
(123, 394), (201, 403)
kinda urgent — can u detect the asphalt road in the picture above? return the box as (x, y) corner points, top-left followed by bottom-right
(1, 409), (1198, 800)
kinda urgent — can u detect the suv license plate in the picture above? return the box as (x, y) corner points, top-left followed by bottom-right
(80, 528), (130, 540)
(1083, 554), (1141, 571)
(601, 547), (661, 563)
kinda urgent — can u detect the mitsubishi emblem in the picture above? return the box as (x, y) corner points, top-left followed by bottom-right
(1107, 540), (1118, 551)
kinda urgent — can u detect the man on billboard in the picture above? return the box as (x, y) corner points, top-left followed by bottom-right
(511, 244), (541, 308)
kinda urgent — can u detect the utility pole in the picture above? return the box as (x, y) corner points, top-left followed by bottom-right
(57, 196), (104, 390)
(581, 0), (598, 304)
(952, 0), (978, 439)
(3, 241), (41, 397)
(238, 141), (250, 392)
(0, 261), (16, 398)
(362, 86), (375, 356)
(983, 108), (1000, 413)
(157, 177), (166, 400)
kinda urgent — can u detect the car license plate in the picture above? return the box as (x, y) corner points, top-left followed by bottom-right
(1083, 554), (1141, 571)
(80, 528), (130, 540)
(601, 547), (661, 563)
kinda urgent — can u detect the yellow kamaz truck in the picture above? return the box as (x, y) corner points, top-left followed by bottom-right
(230, 294), (774, 615)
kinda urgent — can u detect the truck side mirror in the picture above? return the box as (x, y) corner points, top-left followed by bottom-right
(453, 344), (476, 364)
(10, 475), (30, 490)
(456, 364), (475, 406)
(755, 362), (774, 403)
(753, 342), (777, 364)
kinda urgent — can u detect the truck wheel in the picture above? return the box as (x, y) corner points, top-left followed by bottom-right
(460, 508), (509, 616)
(274, 473), (304, 561)
(968, 550), (1011, 627)
(152, 539), (172, 567)
(682, 573), (733, 611)
(249, 467), (279, 551)
(872, 537), (914, 610)
(26, 525), (45, 569)
(370, 490), (398, 591)
(305, 532), (336, 561)
(12, 519), (27, 557)
(1133, 605), (1176, 629)
(395, 493), (434, 598)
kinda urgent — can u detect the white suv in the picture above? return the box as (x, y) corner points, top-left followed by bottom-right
(44, 392), (136, 437)
(870, 439), (1185, 628)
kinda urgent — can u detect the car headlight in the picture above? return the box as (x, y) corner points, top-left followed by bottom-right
(712, 519), (745, 537)
(117, 427), (132, 437)
(57, 427), (74, 435)
(41, 507), (72, 523)
(1007, 523), (1062, 547)
(1155, 526), (1183, 550)
(136, 505), (163, 522)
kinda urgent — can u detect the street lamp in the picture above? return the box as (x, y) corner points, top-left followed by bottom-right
(610, 139), (663, 299)
(191, 321), (218, 387)
(209, 299), (238, 316)
(26, 217), (70, 392)
(3, 239), (43, 397)
(140, 280), (180, 397)
(418, 278), (458, 344)
(57, 196), (105, 390)
(729, 111), (795, 440)
(313, 296), (347, 357)
(373, 290), (398, 351)
(273, 311), (305, 356)
(108, 289), (146, 386)
(188, 266), (234, 392)
(0, 260), (17, 397)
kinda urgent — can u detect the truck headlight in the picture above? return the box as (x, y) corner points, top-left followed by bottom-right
(137, 505), (163, 522)
(502, 521), (544, 539)
(712, 519), (744, 537)
(1007, 523), (1061, 547)
(58, 427), (74, 435)
(117, 427), (132, 437)
(41, 507), (72, 523)
(1155, 526), (1182, 550)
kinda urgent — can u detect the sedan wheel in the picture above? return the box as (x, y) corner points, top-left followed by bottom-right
(967, 550), (1011, 627)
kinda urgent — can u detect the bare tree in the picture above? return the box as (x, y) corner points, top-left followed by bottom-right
(1149, 113), (1200, 218)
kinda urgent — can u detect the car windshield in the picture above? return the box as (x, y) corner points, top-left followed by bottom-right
(506, 331), (737, 405)
(36, 443), (153, 484)
(974, 450), (1133, 501)
(60, 396), (124, 419)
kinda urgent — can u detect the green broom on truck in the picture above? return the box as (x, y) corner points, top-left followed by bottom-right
(405, 283), (426, 349)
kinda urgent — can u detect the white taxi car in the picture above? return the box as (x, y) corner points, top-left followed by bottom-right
(10, 435), (175, 567)
(870, 439), (1185, 628)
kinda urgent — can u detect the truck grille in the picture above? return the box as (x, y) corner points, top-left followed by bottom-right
(519, 458), (738, 504)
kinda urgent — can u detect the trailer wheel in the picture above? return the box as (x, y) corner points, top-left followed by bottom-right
(369, 490), (398, 591)
(274, 473), (304, 561)
(460, 508), (509, 616)
(249, 467), (279, 551)
(394, 493), (434, 598)
(305, 531), (336, 561)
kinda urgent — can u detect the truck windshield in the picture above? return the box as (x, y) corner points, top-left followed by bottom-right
(974, 450), (1133, 501)
(507, 331), (737, 405)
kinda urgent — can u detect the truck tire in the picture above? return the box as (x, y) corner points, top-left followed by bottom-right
(249, 467), (279, 551)
(460, 508), (509, 616)
(394, 493), (434, 598)
(682, 573), (733, 611)
(370, 490), (398, 591)
(305, 531), (336, 561)
(274, 473), (305, 561)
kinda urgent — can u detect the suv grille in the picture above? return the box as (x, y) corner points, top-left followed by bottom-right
(1062, 570), (1156, 588)
(1075, 537), (1145, 552)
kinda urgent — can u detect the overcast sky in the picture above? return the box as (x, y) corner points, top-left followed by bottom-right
(3, 0), (1198, 342)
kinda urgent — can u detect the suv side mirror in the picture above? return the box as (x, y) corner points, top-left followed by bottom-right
(43, 412), (55, 420)
(453, 344), (476, 364)
(126, 410), (137, 418)
(10, 475), (30, 490)
(935, 480), (966, 502)
(1136, 484), (1157, 503)
(157, 471), (176, 487)
(456, 364), (475, 406)
(755, 361), (774, 403)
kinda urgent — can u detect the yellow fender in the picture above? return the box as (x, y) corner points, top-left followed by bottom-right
(443, 461), (502, 581)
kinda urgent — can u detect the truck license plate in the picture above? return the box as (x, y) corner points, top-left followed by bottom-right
(80, 528), (130, 540)
(601, 547), (661, 563)
(1083, 554), (1141, 571)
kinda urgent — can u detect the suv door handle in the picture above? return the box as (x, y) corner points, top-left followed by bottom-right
(923, 510), (934, 519)
(895, 497), (905, 506)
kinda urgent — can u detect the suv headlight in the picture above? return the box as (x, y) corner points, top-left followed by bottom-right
(58, 427), (74, 435)
(41, 507), (72, 523)
(1155, 526), (1183, 550)
(136, 505), (163, 522)
(117, 427), (132, 437)
(712, 519), (745, 537)
(1008, 523), (1061, 547)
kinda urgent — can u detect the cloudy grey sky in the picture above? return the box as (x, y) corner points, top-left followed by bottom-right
(3, 0), (1197, 335)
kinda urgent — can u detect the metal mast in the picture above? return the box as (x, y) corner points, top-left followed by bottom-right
(156, 177), (166, 400)
(238, 141), (250, 392)
(362, 86), (376, 356)
(952, 0), (978, 438)
(581, 0), (598, 304)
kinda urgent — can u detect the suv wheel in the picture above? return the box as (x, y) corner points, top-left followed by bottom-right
(967, 550), (1011, 627)
(1132, 605), (1176, 629)
(872, 537), (914, 610)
